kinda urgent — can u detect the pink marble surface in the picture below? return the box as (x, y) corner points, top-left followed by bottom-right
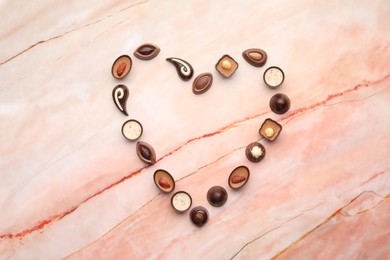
(1, 0), (389, 259)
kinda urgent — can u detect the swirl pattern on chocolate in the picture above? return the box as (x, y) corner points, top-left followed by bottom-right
(112, 84), (129, 116)
(166, 57), (194, 81)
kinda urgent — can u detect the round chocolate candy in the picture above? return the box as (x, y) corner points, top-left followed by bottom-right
(121, 119), (143, 141)
(269, 93), (291, 114)
(263, 66), (284, 88)
(207, 186), (228, 207)
(245, 142), (266, 163)
(171, 191), (192, 213)
(228, 166), (250, 190)
(153, 169), (175, 193)
(112, 55), (132, 79)
(190, 206), (209, 227)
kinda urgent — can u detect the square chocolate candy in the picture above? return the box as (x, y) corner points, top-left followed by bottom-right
(259, 118), (282, 141)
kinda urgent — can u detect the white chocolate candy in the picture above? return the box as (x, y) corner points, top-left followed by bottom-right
(264, 127), (274, 137)
(251, 146), (263, 158)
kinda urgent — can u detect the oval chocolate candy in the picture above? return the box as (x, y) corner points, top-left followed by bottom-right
(228, 166), (250, 190)
(192, 72), (213, 95)
(133, 43), (160, 60)
(153, 169), (175, 193)
(242, 48), (267, 67)
(166, 57), (194, 81)
(112, 55), (132, 79)
(136, 141), (156, 165)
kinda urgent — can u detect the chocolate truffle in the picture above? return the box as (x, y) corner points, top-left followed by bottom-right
(190, 206), (209, 227)
(207, 186), (228, 207)
(269, 93), (291, 114)
(245, 142), (266, 163)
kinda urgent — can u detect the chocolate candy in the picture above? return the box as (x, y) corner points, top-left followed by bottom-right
(259, 118), (282, 142)
(171, 191), (192, 213)
(269, 93), (291, 114)
(121, 119), (143, 141)
(245, 142), (266, 163)
(136, 141), (156, 165)
(153, 169), (175, 193)
(215, 54), (238, 78)
(166, 57), (194, 81)
(112, 55), (132, 79)
(133, 43), (160, 60)
(192, 72), (213, 95)
(190, 206), (209, 227)
(228, 166), (250, 190)
(242, 48), (267, 67)
(112, 84), (129, 116)
(207, 186), (228, 207)
(263, 66), (284, 88)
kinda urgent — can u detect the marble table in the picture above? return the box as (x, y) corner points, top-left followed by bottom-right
(1, 0), (389, 259)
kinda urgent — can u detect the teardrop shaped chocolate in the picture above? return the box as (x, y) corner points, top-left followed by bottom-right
(134, 43), (160, 60)
(166, 57), (194, 81)
(192, 72), (213, 95)
(242, 48), (267, 67)
(136, 141), (156, 165)
(112, 84), (129, 116)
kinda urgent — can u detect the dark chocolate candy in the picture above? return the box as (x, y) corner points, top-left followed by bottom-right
(269, 93), (291, 114)
(207, 186), (228, 207)
(134, 43), (160, 60)
(190, 206), (209, 227)
(112, 84), (129, 116)
(245, 142), (266, 163)
(166, 57), (194, 81)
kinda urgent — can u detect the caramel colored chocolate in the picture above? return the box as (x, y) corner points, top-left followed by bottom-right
(192, 72), (213, 95)
(190, 206), (209, 227)
(207, 186), (228, 207)
(259, 118), (282, 142)
(134, 43), (160, 60)
(245, 142), (266, 163)
(215, 54), (238, 78)
(228, 166), (250, 190)
(121, 119), (143, 141)
(166, 57), (194, 81)
(270, 93), (291, 114)
(242, 48), (267, 67)
(153, 169), (175, 193)
(136, 141), (156, 165)
(171, 191), (192, 213)
(112, 55), (132, 79)
(263, 66), (284, 88)
(112, 85), (129, 116)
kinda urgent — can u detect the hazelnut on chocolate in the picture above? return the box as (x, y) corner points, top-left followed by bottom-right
(215, 54), (238, 78)
(259, 118), (282, 142)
